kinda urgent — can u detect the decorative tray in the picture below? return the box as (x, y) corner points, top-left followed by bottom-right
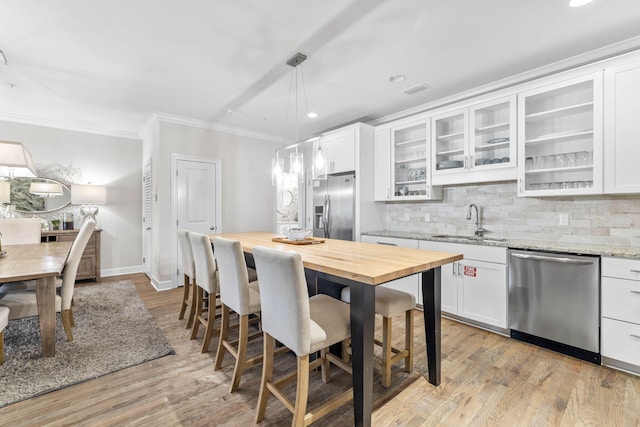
(272, 237), (325, 245)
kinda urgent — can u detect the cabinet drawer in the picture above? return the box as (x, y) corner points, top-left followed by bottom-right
(602, 317), (640, 366)
(602, 256), (640, 281)
(361, 235), (419, 248)
(419, 240), (506, 264)
(602, 277), (640, 323)
(83, 234), (97, 254)
(57, 234), (76, 243)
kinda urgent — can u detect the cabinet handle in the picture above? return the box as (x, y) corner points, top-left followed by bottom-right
(630, 290), (640, 294)
(387, 188), (389, 199)
(376, 241), (397, 246)
(452, 262), (456, 276)
(630, 334), (640, 339)
(630, 269), (640, 273)
(457, 262), (462, 277)
(469, 155), (474, 169)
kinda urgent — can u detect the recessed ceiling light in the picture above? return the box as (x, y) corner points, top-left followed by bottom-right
(225, 109), (234, 115)
(569, 0), (593, 7)
(307, 112), (318, 119)
(389, 74), (406, 84)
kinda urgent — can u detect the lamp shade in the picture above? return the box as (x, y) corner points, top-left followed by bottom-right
(0, 140), (37, 178)
(71, 184), (107, 205)
(0, 180), (9, 203)
(29, 182), (63, 197)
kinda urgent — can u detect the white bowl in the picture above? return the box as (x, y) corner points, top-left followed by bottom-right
(284, 228), (312, 241)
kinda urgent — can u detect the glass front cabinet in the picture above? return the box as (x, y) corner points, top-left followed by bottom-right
(373, 114), (441, 201)
(517, 72), (603, 196)
(431, 95), (517, 185)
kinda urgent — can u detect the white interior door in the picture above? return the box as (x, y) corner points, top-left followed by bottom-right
(142, 159), (152, 276)
(172, 154), (221, 287)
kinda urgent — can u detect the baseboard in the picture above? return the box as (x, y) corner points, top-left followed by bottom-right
(149, 276), (174, 291)
(101, 265), (145, 278)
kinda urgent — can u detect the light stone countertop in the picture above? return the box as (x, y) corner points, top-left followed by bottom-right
(362, 230), (640, 259)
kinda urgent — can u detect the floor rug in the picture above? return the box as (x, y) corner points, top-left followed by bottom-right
(0, 280), (175, 407)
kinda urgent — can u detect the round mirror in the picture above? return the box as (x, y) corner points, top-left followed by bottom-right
(9, 178), (71, 213)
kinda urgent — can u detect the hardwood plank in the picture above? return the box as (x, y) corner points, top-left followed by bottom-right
(1, 273), (640, 426)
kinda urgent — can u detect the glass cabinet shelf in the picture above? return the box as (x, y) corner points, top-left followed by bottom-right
(525, 101), (594, 122)
(525, 130), (593, 144)
(476, 122), (509, 132)
(395, 137), (426, 146)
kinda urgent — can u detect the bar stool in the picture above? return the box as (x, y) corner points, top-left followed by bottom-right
(0, 305), (8, 364)
(341, 286), (415, 388)
(177, 229), (197, 328)
(253, 245), (353, 427)
(212, 237), (264, 392)
(188, 231), (221, 353)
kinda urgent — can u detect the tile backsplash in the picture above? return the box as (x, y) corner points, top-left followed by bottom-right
(385, 182), (640, 248)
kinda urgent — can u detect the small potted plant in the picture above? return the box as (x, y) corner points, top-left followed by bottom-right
(51, 219), (61, 230)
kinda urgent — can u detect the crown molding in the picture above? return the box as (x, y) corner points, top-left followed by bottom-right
(370, 35), (640, 126)
(0, 111), (141, 140)
(149, 112), (289, 145)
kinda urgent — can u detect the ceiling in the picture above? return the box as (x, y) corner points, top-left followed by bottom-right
(2, 0), (640, 142)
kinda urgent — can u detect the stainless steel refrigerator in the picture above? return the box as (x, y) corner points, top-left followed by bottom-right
(312, 172), (355, 241)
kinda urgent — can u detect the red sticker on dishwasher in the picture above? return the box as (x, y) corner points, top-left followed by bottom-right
(464, 266), (477, 277)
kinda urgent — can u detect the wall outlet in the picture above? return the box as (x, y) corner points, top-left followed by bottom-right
(424, 213), (431, 222)
(559, 213), (569, 226)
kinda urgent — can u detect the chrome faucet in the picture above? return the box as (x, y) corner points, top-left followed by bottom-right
(466, 203), (487, 237)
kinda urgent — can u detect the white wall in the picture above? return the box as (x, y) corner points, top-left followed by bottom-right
(146, 120), (282, 288)
(0, 120), (143, 276)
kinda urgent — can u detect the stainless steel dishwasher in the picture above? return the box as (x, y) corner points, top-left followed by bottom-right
(508, 249), (600, 363)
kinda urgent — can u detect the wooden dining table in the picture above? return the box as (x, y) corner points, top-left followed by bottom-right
(211, 232), (463, 427)
(0, 241), (73, 357)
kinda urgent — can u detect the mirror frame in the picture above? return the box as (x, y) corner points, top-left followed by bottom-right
(9, 177), (72, 214)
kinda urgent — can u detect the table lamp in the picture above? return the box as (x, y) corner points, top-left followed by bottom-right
(71, 184), (107, 224)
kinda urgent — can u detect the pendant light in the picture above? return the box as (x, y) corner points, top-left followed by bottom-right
(0, 140), (37, 178)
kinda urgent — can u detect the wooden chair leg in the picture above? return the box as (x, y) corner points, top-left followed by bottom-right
(255, 333), (274, 424)
(214, 305), (230, 371)
(179, 274), (189, 320)
(405, 309), (414, 373)
(201, 292), (218, 353)
(0, 330), (4, 365)
(381, 315), (392, 388)
(293, 354), (310, 427)
(190, 287), (203, 340)
(62, 309), (74, 342)
(186, 278), (197, 329)
(229, 315), (249, 392)
(320, 348), (331, 384)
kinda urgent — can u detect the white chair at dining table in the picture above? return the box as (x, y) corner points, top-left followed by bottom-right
(0, 219), (96, 341)
(0, 217), (41, 245)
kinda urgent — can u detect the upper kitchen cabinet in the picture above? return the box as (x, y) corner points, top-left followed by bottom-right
(431, 95), (517, 185)
(517, 72), (603, 197)
(316, 126), (356, 175)
(374, 114), (442, 201)
(604, 60), (640, 194)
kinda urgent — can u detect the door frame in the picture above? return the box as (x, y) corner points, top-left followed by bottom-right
(170, 153), (222, 288)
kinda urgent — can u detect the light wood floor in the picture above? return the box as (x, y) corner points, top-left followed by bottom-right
(1, 273), (639, 426)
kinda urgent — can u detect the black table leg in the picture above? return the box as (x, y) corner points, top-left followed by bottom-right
(422, 267), (442, 386)
(349, 281), (376, 427)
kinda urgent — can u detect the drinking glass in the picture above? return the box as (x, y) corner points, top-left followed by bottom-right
(566, 152), (576, 167)
(555, 154), (567, 168)
(576, 151), (589, 166)
(525, 157), (534, 171)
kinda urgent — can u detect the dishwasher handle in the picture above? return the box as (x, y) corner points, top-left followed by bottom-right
(510, 252), (595, 265)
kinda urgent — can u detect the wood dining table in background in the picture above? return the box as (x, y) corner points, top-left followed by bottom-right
(211, 232), (463, 427)
(0, 241), (73, 357)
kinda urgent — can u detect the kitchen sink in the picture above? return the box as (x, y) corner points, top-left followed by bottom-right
(431, 234), (507, 243)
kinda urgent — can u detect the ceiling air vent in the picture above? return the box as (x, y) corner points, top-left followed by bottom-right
(402, 82), (431, 95)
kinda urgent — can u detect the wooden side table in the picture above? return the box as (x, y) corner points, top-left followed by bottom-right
(41, 228), (102, 282)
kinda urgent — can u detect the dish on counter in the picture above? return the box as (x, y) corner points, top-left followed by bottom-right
(283, 228), (313, 241)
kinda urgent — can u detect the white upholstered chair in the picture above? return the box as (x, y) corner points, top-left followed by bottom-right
(253, 245), (353, 427)
(0, 218), (41, 245)
(0, 305), (8, 364)
(212, 237), (263, 392)
(0, 219), (97, 341)
(188, 231), (220, 353)
(341, 286), (415, 388)
(177, 229), (197, 328)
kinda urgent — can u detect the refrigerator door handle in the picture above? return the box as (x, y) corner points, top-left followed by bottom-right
(324, 194), (330, 238)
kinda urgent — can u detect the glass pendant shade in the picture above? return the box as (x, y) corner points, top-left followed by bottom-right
(271, 157), (284, 187)
(290, 151), (304, 182)
(312, 145), (327, 180)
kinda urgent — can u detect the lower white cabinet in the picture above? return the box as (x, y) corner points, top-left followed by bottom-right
(360, 235), (421, 306)
(419, 240), (508, 329)
(601, 256), (640, 372)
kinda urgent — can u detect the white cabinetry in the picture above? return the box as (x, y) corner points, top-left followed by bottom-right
(601, 257), (640, 373)
(419, 240), (508, 330)
(360, 235), (422, 305)
(318, 127), (356, 175)
(373, 114), (441, 201)
(517, 72), (603, 196)
(604, 60), (640, 194)
(431, 95), (517, 185)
